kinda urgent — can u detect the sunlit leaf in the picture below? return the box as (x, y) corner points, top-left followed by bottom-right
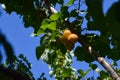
(41, 19), (56, 31)
(50, 12), (61, 21)
(36, 29), (44, 36)
(48, 22), (56, 30)
(67, 0), (74, 5)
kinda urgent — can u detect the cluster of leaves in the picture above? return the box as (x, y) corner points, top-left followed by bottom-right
(0, 0), (47, 33)
(48, 51), (78, 79)
(85, 0), (120, 60)
(2, 54), (34, 79)
(36, 28), (78, 79)
(2, 54), (47, 80)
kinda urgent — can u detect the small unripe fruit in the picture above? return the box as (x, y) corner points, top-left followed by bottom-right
(68, 34), (78, 43)
(63, 29), (71, 38)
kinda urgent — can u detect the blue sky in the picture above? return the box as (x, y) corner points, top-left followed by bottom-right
(0, 0), (120, 79)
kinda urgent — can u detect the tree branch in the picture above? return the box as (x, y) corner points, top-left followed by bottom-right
(43, 0), (57, 14)
(43, 1), (120, 80)
(78, 35), (120, 80)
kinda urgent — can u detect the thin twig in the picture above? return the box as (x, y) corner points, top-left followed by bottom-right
(78, 0), (81, 11)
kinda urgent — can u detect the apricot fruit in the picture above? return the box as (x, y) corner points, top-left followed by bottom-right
(68, 34), (78, 43)
(63, 29), (71, 38)
(60, 29), (78, 51)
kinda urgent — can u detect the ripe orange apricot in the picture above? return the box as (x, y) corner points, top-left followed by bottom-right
(68, 34), (78, 43)
(63, 29), (71, 38)
(59, 29), (78, 51)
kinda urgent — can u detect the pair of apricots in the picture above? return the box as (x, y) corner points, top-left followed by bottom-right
(60, 29), (78, 50)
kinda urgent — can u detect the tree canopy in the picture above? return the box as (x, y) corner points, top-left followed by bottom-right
(0, 0), (120, 80)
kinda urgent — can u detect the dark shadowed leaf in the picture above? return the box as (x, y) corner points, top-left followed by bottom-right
(70, 10), (78, 17)
(89, 63), (97, 70)
(97, 71), (111, 80)
(74, 46), (94, 63)
(106, 1), (120, 41)
(61, 6), (69, 18)
(36, 45), (45, 60)
(92, 35), (111, 57)
(60, 43), (67, 54)
(108, 41), (120, 61)
(85, 0), (107, 35)
(61, 68), (72, 77)
(77, 69), (91, 77)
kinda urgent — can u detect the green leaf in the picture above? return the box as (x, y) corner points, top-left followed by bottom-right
(77, 69), (91, 77)
(67, 0), (74, 5)
(70, 10), (78, 17)
(89, 63), (97, 70)
(41, 19), (56, 31)
(86, 0), (107, 35)
(60, 43), (67, 54)
(111, 61), (118, 66)
(74, 46), (94, 62)
(98, 71), (111, 80)
(41, 49), (49, 63)
(50, 12), (61, 21)
(36, 29), (44, 36)
(48, 22), (56, 30)
(61, 6), (69, 18)
(40, 34), (49, 46)
(40, 49), (56, 64)
(49, 0), (64, 5)
(40, 19), (50, 30)
(106, 2), (120, 41)
(87, 34), (111, 57)
(18, 54), (24, 59)
(61, 68), (72, 77)
(36, 45), (45, 60)
(108, 41), (120, 61)
(48, 49), (56, 64)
